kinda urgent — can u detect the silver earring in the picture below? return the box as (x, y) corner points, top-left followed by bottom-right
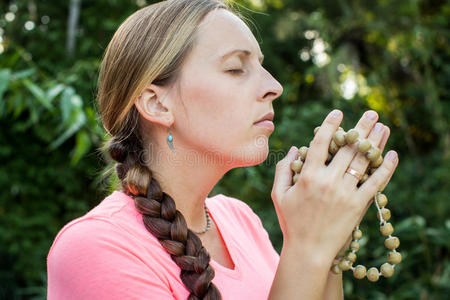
(167, 128), (175, 153)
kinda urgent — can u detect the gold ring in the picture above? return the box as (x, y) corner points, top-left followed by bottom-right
(345, 168), (362, 181)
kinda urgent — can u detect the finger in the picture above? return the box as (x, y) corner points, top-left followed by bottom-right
(378, 125), (390, 151)
(272, 146), (299, 201)
(327, 110), (379, 176)
(342, 122), (386, 186)
(303, 109), (343, 171)
(356, 150), (399, 207)
(378, 149), (397, 191)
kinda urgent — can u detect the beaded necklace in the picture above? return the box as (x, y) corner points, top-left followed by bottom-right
(192, 204), (212, 234)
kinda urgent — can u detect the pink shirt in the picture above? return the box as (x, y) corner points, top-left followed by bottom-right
(47, 190), (280, 299)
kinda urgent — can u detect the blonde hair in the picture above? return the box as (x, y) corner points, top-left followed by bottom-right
(96, 0), (238, 299)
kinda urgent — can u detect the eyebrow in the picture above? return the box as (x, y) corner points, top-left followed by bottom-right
(220, 49), (264, 64)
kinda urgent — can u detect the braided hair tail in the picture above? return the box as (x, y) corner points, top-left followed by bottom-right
(108, 134), (221, 299)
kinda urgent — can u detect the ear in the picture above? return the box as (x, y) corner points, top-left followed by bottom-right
(134, 84), (174, 127)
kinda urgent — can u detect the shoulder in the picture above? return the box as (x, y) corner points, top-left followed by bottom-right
(48, 191), (132, 258)
(48, 217), (125, 259)
(46, 195), (175, 299)
(47, 190), (167, 271)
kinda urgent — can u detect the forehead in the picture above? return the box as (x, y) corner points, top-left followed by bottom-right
(193, 9), (262, 59)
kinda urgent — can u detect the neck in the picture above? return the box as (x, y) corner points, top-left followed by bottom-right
(145, 142), (233, 232)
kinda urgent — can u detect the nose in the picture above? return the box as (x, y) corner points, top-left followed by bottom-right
(258, 68), (283, 102)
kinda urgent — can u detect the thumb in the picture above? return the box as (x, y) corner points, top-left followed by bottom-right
(272, 146), (298, 201)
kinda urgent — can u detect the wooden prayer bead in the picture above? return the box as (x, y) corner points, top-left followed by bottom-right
(370, 156), (383, 168)
(377, 208), (391, 221)
(367, 267), (380, 282)
(339, 259), (352, 271)
(359, 173), (369, 184)
(366, 146), (381, 162)
(293, 173), (300, 184)
(388, 251), (402, 265)
(357, 139), (372, 153)
(331, 264), (342, 274)
(384, 237), (400, 250)
(314, 126), (320, 135)
(353, 265), (367, 279)
(298, 146), (308, 160)
(329, 140), (339, 154)
(381, 263), (394, 278)
(353, 229), (362, 240)
(347, 252), (357, 263)
(380, 223), (394, 236)
(290, 159), (303, 173)
(345, 129), (359, 144)
(333, 131), (346, 146)
(350, 241), (360, 251)
(376, 194), (388, 207)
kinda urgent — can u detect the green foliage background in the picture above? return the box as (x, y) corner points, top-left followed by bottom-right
(0, 0), (448, 299)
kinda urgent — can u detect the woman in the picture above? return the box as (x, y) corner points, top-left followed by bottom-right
(47, 0), (398, 299)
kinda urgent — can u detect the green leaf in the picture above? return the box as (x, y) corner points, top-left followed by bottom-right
(71, 130), (91, 164)
(0, 69), (11, 115)
(48, 109), (86, 150)
(11, 68), (35, 80)
(46, 84), (66, 102)
(60, 87), (75, 124)
(23, 79), (52, 110)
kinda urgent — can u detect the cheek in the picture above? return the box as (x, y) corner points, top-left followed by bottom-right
(180, 73), (248, 138)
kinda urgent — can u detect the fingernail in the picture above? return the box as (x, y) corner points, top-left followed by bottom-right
(385, 151), (397, 162)
(329, 110), (342, 118)
(365, 110), (378, 120)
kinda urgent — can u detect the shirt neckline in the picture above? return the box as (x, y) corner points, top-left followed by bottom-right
(206, 196), (243, 279)
(114, 190), (243, 279)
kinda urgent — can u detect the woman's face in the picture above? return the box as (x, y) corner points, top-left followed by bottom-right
(171, 8), (283, 168)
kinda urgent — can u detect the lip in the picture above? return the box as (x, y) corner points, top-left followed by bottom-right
(254, 120), (275, 131)
(254, 111), (274, 124)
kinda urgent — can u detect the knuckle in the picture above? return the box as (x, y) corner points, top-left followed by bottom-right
(297, 173), (312, 188)
(361, 119), (373, 131)
(330, 169), (342, 183)
(318, 183), (328, 193)
(382, 157), (396, 171)
(354, 154), (367, 166)
(312, 135), (325, 146)
(370, 173), (384, 188)
(318, 180), (333, 193)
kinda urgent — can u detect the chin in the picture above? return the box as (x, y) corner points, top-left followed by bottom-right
(233, 140), (270, 168)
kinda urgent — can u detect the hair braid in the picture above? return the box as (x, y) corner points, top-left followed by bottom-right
(108, 136), (221, 299)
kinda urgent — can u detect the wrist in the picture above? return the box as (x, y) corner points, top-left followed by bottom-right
(282, 238), (334, 270)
